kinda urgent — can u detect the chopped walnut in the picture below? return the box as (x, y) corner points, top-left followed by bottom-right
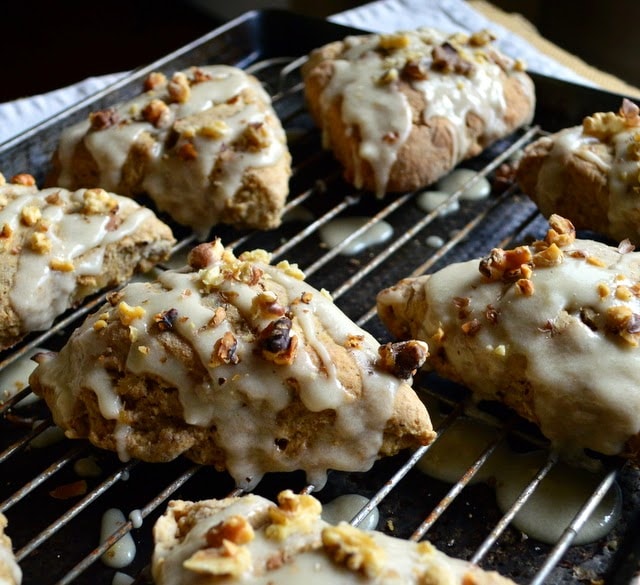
(431, 42), (474, 75)
(597, 282), (611, 299)
(11, 173), (36, 186)
(205, 515), (255, 548)
(183, 541), (251, 577)
(461, 319), (481, 335)
(45, 191), (62, 205)
(532, 243), (563, 267)
(189, 240), (225, 270)
(89, 108), (120, 131)
(402, 59), (429, 80)
(20, 205), (41, 227)
(301, 291), (313, 304)
(177, 142), (198, 160)
(479, 246), (533, 281)
(117, 301), (146, 326)
(83, 188), (118, 215)
(168, 72), (191, 103)
(252, 291), (285, 319)
(200, 120), (230, 139)
(378, 33), (411, 50)
(107, 291), (124, 306)
(322, 523), (385, 578)
(143, 71), (167, 91)
(258, 317), (298, 365)
(191, 68), (213, 84)
(616, 285), (633, 301)
(265, 490), (322, 541)
(50, 258), (75, 272)
(345, 334), (365, 349)
(468, 29), (496, 47)
(275, 260), (305, 280)
(154, 308), (178, 331)
(545, 215), (576, 247)
(377, 340), (429, 379)
(605, 305), (640, 345)
(211, 331), (239, 366)
(29, 232), (52, 254)
(238, 122), (270, 152)
(453, 296), (471, 319)
(93, 319), (108, 332)
(378, 68), (399, 84)
(515, 278), (534, 296)
(0, 223), (13, 238)
(142, 98), (171, 128)
(209, 306), (227, 328)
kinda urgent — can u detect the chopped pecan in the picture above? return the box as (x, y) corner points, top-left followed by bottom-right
(468, 29), (496, 47)
(461, 319), (481, 336)
(11, 173), (36, 186)
(545, 215), (575, 247)
(205, 515), (254, 548)
(345, 334), (365, 349)
(143, 71), (167, 91)
(515, 278), (534, 296)
(142, 98), (171, 128)
(402, 59), (429, 80)
(209, 306), (227, 328)
(532, 243), (563, 267)
(322, 524), (385, 578)
(431, 42), (474, 75)
(183, 541), (251, 577)
(20, 205), (41, 226)
(188, 240), (225, 270)
(168, 72), (191, 103)
(376, 340), (429, 379)
(154, 308), (178, 331)
(238, 122), (270, 152)
(479, 246), (532, 281)
(378, 68), (399, 84)
(485, 304), (499, 324)
(605, 305), (640, 345)
(453, 296), (471, 319)
(265, 490), (322, 541)
(252, 291), (285, 319)
(178, 142), (198, 160)
(211, 331), (239, 366)
(191, 68), (213, 84)
(45, 191), (62, 205)
(0, 223), (12, 238)
(378, 32), (410, 50)
(258, 317), (298, 365)
(89, 108), (120, 131)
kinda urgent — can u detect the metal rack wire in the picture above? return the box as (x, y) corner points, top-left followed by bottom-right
(0, 29), (635, 585)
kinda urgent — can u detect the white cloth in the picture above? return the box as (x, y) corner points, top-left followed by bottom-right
(0, 0), (592, 144)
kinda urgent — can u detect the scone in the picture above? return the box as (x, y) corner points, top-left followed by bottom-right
(302, 28), (535, 196)
(30, 240), (434, 489)
(0, 514), (21, 585)
(0, 173), (174, 351)
(377, 214), (640, 464)
(49, 66), (291, 236)
(517, 98), (640, 243)
(152, 490), (516, 585)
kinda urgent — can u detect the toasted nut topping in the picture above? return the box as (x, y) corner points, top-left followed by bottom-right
(252, 291), (285, 318)
(322, 523), (385, 578)
(189, 240), (225, 270)
(154, 308), (178, 331)
(209, 306), (227, 328)
(532, 243), (563, 267)
(183, 541), (251, 577)
(20, 205), (41, 226)
(546, 214), (576, 247)
(143, 71), (167, 91)
(142, 98), (171, 128)
(118, 301), (146, 326)
(616, 285), (633, 301)
(432, 42), (474, 75)
(378, 68), (399, 84)
(479, 246), (533, 281)
(211, 331), (239, 367)
(50, 258), (75, 272)
(515, 278), (535, 296)
(83, 188), (118, 215)
(11, 173), (36, 186)
(200, 120), (230, 139)
(168, 72), (191, 103)
(265, 490), (322, 541)
(377, 340), (429, 379)
(461, 319), (481, 335)
(597, 283), (610, 299)
(93, 319), (108, 331)
(345, 334), (365, 349)
(402, 60), (429, 80)
(0, 223), (13, 238)
(30, 232), (52, 254)
(107, 291), (124, 306)
(453, 296), (471, 319)
(378, 33), (411, 50)
(587, 255), (606, 268)
(468, 29), (496, 47)
(239, 122), (270, 152)
(89, 108), (120, 131)
(606, 305), (640, 345)
(275, 260), (305, 280)
(205, 516), (255, 548)
(0, 172), (5, 186)
(178, 142), (198, 160)
(45, 191), (62, 205)
(191, 68), (213, 84)
(259, 317), (298, 365)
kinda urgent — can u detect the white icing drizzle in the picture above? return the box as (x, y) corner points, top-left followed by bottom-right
(319, 217), (393, 255)
(100, 508), (136, 569)
(111, 572), (134, 585)
(417, 412), (621, 545)
(0, 346), (44, 406)
(417, 190), (461, 215)
(73, 456), (103, 478)
(436, 169), (491, 200)
(129, 509), (143, 529)
(56, 65), (288, 234)
(315, 28), (534, 196)
(29, 424), (65, 449)
(426, 235), (445, 248)
(0, 183), (157, 333)
(322, 494), (379, 531)
(35, 242), (412, 489)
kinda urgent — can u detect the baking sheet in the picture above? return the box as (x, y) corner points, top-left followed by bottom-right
(1, 9), (639, 584)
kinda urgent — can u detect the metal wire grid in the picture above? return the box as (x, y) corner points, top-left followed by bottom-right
(0, 55), (625, 585)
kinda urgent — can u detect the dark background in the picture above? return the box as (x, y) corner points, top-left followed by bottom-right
(1, 0), (636, 104)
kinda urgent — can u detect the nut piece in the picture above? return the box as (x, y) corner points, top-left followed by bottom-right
(265, 490), (322, 541)
(322, 523), (386, 578)
(378, 33), (411, 50)
(258, 317), (298, 365)
(83, 188), (118, 215)
(205, 515), (255, 548)
(29, 232), (52, 254)
(89, 108), (120, 131)
(117, 301), (146, 326)
(168, 72), (191, 104)
(210, 331), (239, 366)
(183, 541), (251, 577)
(154, 308), (178, 331)
(20, 205), (42, 226)
(143, 71), (167, 92)
(142, 98), (171, 128)
(376, 340), (429, 379)
(11, 173), (36, 186)
(189, 240), (225, 270)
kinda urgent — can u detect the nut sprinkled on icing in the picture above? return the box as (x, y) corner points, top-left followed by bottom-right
(117, 301), (146, 326)
(583, 99), (640, 140)
(20, 205), (41, 226)
(142, 99), (171, 128)
(89, 108), (119, 131)
(30, 232), (52, 254)
(322, 523), (386, 578)
(168, 72), (191, 104)
(183, 540), (251, 577)
(11, 173), (36, 186)
(83, 188), (118, 215)
(377, 340), (429, 379)
(205, 515), (255, 548)
(211, 331), (239, 366)
(258, 317), (298, 365)
(265, 490), (322, 541)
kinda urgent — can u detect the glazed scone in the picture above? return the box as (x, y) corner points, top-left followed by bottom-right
(49, 66), (291, 236)
(0, 173), (174, 351)
(517, 99), (640, 243)
(30, 240), (434, 489)
(152, 490), (516, 585)
(302, 28), (535, 196)
(377, 214), (640, 464)
(0, 514), (21, 585)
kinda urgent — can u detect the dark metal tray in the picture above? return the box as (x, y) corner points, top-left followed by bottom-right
(1, 9), (639, 585)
